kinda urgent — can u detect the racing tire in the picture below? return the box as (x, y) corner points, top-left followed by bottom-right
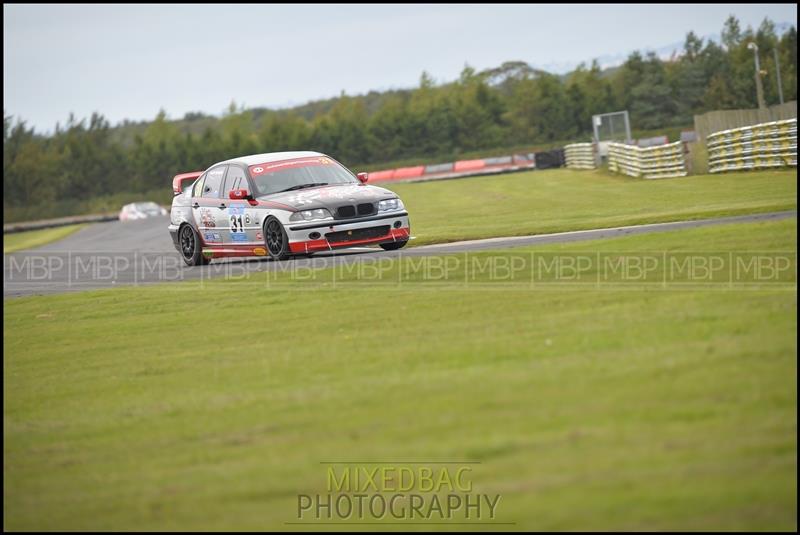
(379, 240), (408, 251)
(264, 216), (291, 260)
(179, 224), (211, 266)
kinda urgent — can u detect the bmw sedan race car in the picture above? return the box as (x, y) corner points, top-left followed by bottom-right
(168, 151), (411, 265)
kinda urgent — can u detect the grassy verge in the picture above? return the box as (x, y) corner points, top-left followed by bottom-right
(4, 218), (796, 530)
(382, 168), (797, 246)
(3, 224), (86, 253)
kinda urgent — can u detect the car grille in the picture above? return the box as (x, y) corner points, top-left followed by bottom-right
(357, 203), (376, 216)
(336, 203), (376, 219)
(336, 205), (356, 218)
(325, 225), (390, 243)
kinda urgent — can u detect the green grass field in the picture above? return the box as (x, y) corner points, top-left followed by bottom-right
(384, 168), (797, 245)
(3, 224), (86, 253)
(4, 218), (796, 530)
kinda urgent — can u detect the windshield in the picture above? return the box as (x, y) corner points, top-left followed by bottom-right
(249, 156), (357, 196)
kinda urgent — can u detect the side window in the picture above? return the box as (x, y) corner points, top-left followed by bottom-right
(223, 166), (247, 194)
(192, 175), (205, 198)
(202, 166), (227, 198)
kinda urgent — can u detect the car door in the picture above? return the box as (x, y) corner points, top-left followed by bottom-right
(221, 164), (259, 245)
(191, 165), (228, 245)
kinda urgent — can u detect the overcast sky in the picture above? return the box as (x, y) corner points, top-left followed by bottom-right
(4, 3), (796, 132)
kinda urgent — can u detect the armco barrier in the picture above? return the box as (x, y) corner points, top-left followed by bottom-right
(424, 162), (454, 174)
(512, 154), (534, 165)
(367, 152), (542, 185)
(391, 166), (425, 180)
(706, 118), (797, 174)
(4, 212), (118, 234)
(564, 143), (596, 169)
(483, 155), (513, 166)
(454, 159), (486, 172)
(607, 141), (687, 179)
(367, 169), (395, 181)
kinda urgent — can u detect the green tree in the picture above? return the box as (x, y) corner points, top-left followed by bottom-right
(721, 15), (742, 49)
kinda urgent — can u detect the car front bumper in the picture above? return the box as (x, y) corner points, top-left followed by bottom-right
(286, 212), (410, 253)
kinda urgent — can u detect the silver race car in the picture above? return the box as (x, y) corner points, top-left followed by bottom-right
(168, 152), (411, 265)
(119, 201), (168, 221)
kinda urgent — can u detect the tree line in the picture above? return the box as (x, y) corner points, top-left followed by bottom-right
(3, 16), (796, 213)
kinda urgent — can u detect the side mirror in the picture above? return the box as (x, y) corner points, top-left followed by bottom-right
(230, 188), (258, 205)
(357, 172), (369, 184)
(229, 188), (250, 200)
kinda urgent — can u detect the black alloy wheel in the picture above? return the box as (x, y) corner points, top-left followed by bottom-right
(264, 217), (291, 260)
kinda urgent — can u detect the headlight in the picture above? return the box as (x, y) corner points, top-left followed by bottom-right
(378, 198), (404, 212)
(290, 208), (333, 222)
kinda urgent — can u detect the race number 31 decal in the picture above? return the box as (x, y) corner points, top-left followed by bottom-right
(230, 214), (244, 232)
(229, 205), (246, 233)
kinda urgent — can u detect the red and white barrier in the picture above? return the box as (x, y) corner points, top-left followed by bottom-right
(367, 155), (537, 184)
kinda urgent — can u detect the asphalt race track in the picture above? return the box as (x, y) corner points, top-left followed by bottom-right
(4, 210), (796, 298)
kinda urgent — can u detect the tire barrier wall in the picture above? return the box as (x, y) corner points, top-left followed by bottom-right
(564, 143), (597, 169)
(706, 118), (797, 174)
(607, 141), (688, 179)
(693, 101), (797, 143)
(532, 149), (565, 170)
(637, 135), (669, 148)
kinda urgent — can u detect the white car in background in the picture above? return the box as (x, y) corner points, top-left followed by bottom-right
(119, 201), (168, 221)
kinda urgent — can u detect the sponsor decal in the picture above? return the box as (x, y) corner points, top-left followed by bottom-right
(199, 208), (216, 228)
(253, 247), (267, 256)
(231, 233), (248, 242)
(249, 156), (334, 176)
(256, 232), (263, 240)
(228, 205), (246, 216)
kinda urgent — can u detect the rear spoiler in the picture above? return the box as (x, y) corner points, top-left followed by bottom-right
(172, 171), (203, 194)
